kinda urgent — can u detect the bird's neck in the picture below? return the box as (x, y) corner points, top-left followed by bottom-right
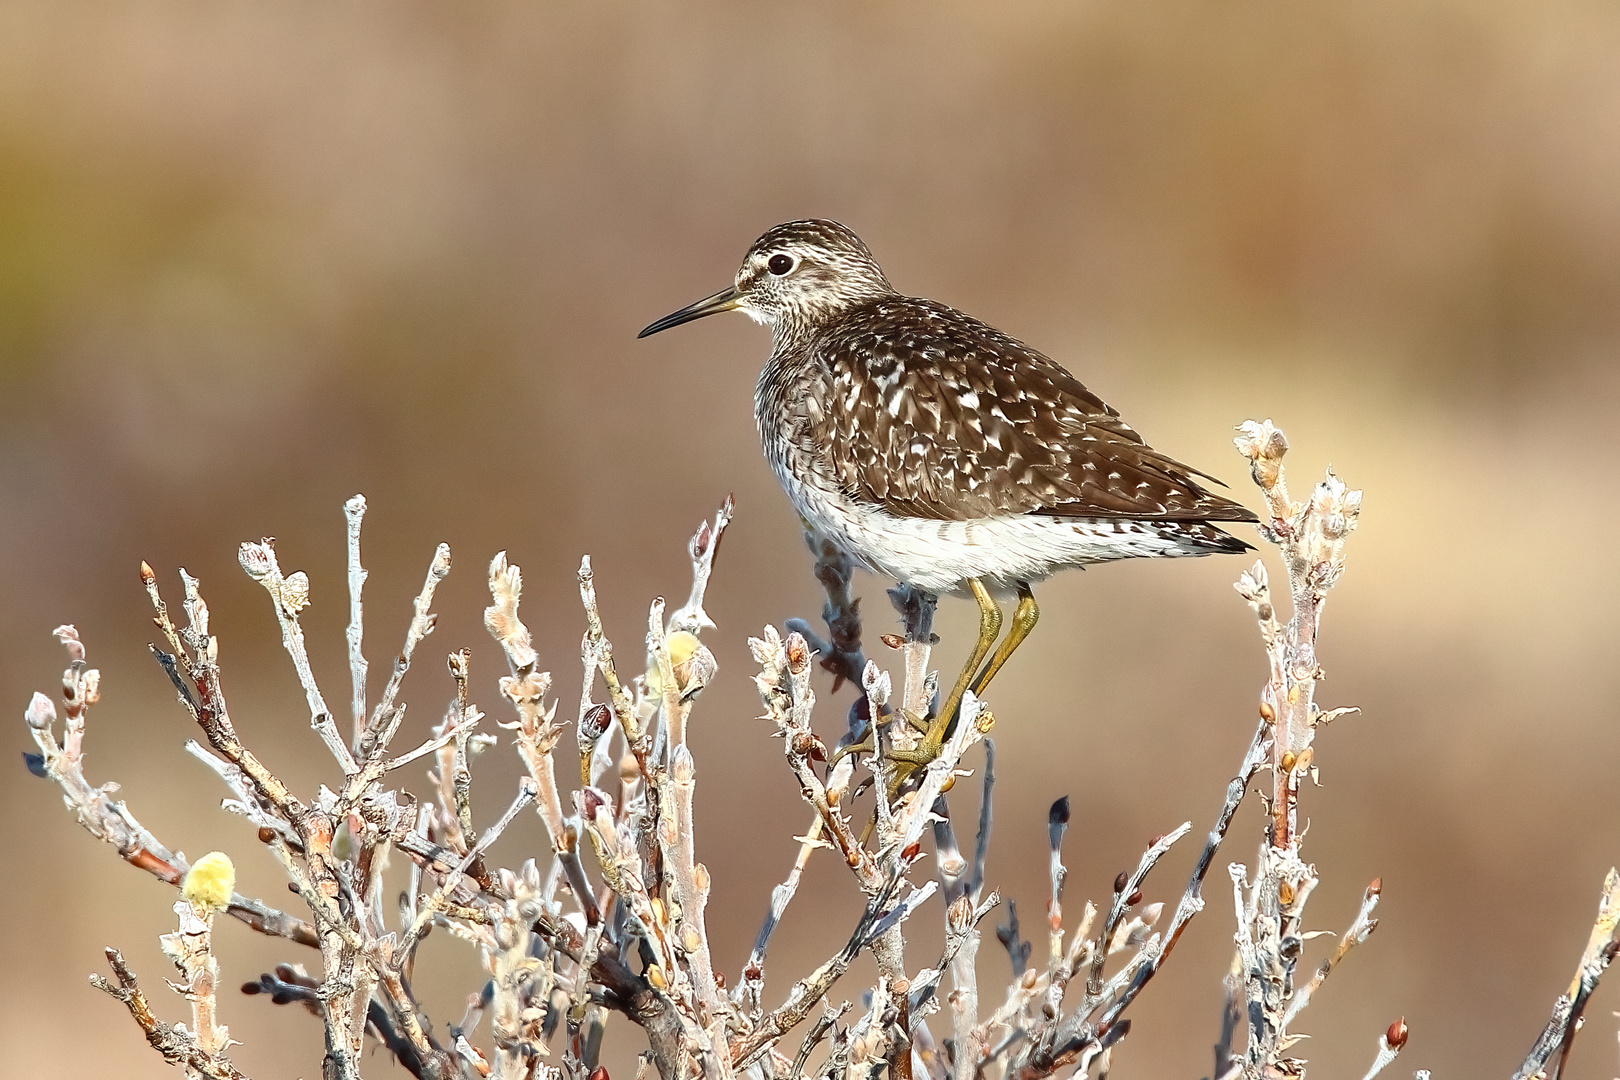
(771, 288), (890, 351)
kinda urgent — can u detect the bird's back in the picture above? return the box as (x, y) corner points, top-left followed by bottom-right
(772, 294), (1255, 527)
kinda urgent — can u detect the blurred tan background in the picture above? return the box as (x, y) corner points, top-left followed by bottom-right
(5, 1), (1620, 1076)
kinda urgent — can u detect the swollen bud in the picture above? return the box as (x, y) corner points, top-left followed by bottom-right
(25, 692), (55, 731)
(1385, 1016), (1407, 1050)
(784, 633), (811, 674)
(183, 851), (236, 914)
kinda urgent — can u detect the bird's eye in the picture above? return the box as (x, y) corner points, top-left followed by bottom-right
(767, 253), (794, 276)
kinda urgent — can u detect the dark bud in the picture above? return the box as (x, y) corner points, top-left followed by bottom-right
(1101, 1017), (1131, 1046)
(258, 827), (277, 844)
(847, 695), (872, 734)
(1385, 1016), (1407, 1050)
(901, 842), (922, 862)
(1366, 877), (1383, 899)
(590, 1068), (610, 1080)
(241, 981), (262, 995)
(713, 971), (726, 990)
(22, 752), (47, 779)
(580, 787), (607, 820)
(1126, 888), (1143, 907)
(1048, 796), (1071, 849)
(580, 703), (613, 742)
(690, 520), (712, 561)
(1113, 872), (1129, 895)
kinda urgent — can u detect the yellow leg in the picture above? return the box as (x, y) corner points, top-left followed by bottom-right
(932, 578), (1001, 746)
(884, 578), (1001, 777)
(968, 582), (1039, 700)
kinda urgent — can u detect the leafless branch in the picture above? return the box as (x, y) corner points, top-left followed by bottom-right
(1515, 868), (1620, 1080)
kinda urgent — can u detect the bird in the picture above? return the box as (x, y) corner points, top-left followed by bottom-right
(639, 219), (1256, 777)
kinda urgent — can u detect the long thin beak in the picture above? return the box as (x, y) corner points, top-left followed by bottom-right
(637, 286), (742, 338)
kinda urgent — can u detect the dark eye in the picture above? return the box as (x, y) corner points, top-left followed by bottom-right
(768, 253), (794, 275)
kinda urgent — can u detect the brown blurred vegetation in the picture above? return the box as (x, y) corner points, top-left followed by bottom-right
(4, 2), (1620, 1077)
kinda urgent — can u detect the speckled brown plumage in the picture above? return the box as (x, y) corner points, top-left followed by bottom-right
(798, 295), (1252, 524)
(641, 218), (1256, 595)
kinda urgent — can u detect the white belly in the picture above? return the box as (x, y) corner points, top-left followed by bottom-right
(772, 457), (1198, 594)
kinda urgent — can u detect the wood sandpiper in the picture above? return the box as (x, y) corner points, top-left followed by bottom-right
(640, 219), (1257, 777)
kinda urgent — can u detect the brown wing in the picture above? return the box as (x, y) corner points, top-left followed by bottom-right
(808, 297), (1256, 523)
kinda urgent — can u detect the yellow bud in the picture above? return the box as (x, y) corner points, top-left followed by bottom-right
(648, 631), (710, 698)
(183, 851), (236, 914)
(667, 631), (701, 667)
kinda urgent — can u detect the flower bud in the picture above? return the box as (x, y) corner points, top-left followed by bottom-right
(670, 635), (717, 701)
(1385, 1016), (1407, 1050)
(184, 851), (236, 914)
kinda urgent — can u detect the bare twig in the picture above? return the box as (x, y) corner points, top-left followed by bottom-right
(92, 947), (249, 1080)
(238, 539), (359, 775)
(1515, 868), (1620, 1080)
(344, 494), (369, 751)
(366, 541), (452, 755)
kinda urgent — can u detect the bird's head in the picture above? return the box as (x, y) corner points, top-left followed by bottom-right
(639, 219), (894, 342)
